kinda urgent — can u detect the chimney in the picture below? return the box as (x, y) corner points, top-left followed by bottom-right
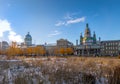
(76, 40), (78, 46)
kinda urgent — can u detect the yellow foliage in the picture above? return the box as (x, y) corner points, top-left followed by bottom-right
(66, 48), (74, 55)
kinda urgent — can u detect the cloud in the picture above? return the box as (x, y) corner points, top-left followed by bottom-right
(8, 31), (23, 42)
(66, 17), (85, 25)
(0, 19), (23, 42)
(64, 13), (73, 20)
(0, 19), (11, 37)
(55, 16), (85, 26)
(55, 21), (65, 26)
(48, 30), (61, 37)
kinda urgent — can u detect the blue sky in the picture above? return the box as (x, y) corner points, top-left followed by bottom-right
(0, 0), (120, 45)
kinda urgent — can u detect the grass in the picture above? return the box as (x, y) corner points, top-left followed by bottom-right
(21, 56), (120, 84)
(0, 56), (120, 84)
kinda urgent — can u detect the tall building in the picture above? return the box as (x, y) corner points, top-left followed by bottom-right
(24, 32), (32, 46)
(76, 23), (101, 56)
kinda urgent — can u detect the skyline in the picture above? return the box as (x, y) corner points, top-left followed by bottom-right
(0, 0), (120, 45)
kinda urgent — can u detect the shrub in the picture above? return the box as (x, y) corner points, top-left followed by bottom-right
(14, 77), (28, 84)
(82, 73), (95, 84)
(118, 56), (120, 59)
(108, 66), (120, 84)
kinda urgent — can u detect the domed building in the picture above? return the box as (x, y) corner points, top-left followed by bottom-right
(76, 23), (101, 56)
(80, 23), (97, 45)
(24, 32), (32, 46)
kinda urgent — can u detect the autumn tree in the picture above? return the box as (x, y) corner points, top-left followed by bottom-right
(66, 47), (74, 55)
(6, 41), (17, 56)
(24, 46), (46, 56)
(6, 41), (23, 57)
(59, 48), (65, 56)
(40, 47), (46, 56)
(34, 46), (43, 56)
(54, 47), (59, 56)
(26, 47), (34, 56)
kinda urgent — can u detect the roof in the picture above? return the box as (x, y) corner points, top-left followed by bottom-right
(25, 32), (32, 39)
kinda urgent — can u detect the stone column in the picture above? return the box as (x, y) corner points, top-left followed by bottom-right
(82, 49), (84, 56)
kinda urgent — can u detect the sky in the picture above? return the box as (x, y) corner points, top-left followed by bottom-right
(0, 0), (120, 45)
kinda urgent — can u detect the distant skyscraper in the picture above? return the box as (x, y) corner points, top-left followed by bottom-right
(24, 32), (32, 46)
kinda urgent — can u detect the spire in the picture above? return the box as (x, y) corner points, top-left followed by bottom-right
(86, 23), (89, 28)
(84, 23), (91, 37)
(93, 31), (96, 38)
(80, 33), (83, 45)
(93, 31), (96, 44)
(80, 33), (83, 37)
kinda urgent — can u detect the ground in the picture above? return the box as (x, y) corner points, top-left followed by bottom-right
(0, 55), (120, 84)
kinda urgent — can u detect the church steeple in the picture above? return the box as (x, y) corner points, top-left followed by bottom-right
(80, 33), (83, 45)
(84, 23), (91, 37)
(86, 23), (88, 28)
(93, 31), (96, 44)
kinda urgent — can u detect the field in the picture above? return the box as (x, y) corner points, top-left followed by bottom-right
(0, 56), (120, 84)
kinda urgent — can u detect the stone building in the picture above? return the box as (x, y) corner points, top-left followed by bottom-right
(0, 41), (9, 50)
(75, 23), (101, 56)
(57, 39), (73, 48)
(44, 43), (56, 56)
(101, 40), (120, 56)
(24, 32), (32, 46)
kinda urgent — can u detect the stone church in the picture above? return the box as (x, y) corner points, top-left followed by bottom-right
(75, 23), (101, 56)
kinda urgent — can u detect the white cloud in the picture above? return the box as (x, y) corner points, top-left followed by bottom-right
(48, 30), (61, 37)
(66, 17), (85, 25)
(0, 19), (23, 42)
(8, 31), (23, 42)
(0, 19), (11, 37)
(64, 13), (73, 20)
(55, 16), (85, 26)
(55, 21), (65, 26)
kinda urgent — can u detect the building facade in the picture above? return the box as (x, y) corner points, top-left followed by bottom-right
(24, 32), (32, 46)
(0, 41), (9, 50)
(3, 26), (119, 57)
(75, 23), (101, 56)
(44, 43), (57, 56)
(101, 40), (120, 56)
(57, 39), (73, 48)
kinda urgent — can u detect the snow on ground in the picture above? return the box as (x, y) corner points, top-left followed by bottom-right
(0, 57), (119, 84)
(0, 60), (22, 62)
